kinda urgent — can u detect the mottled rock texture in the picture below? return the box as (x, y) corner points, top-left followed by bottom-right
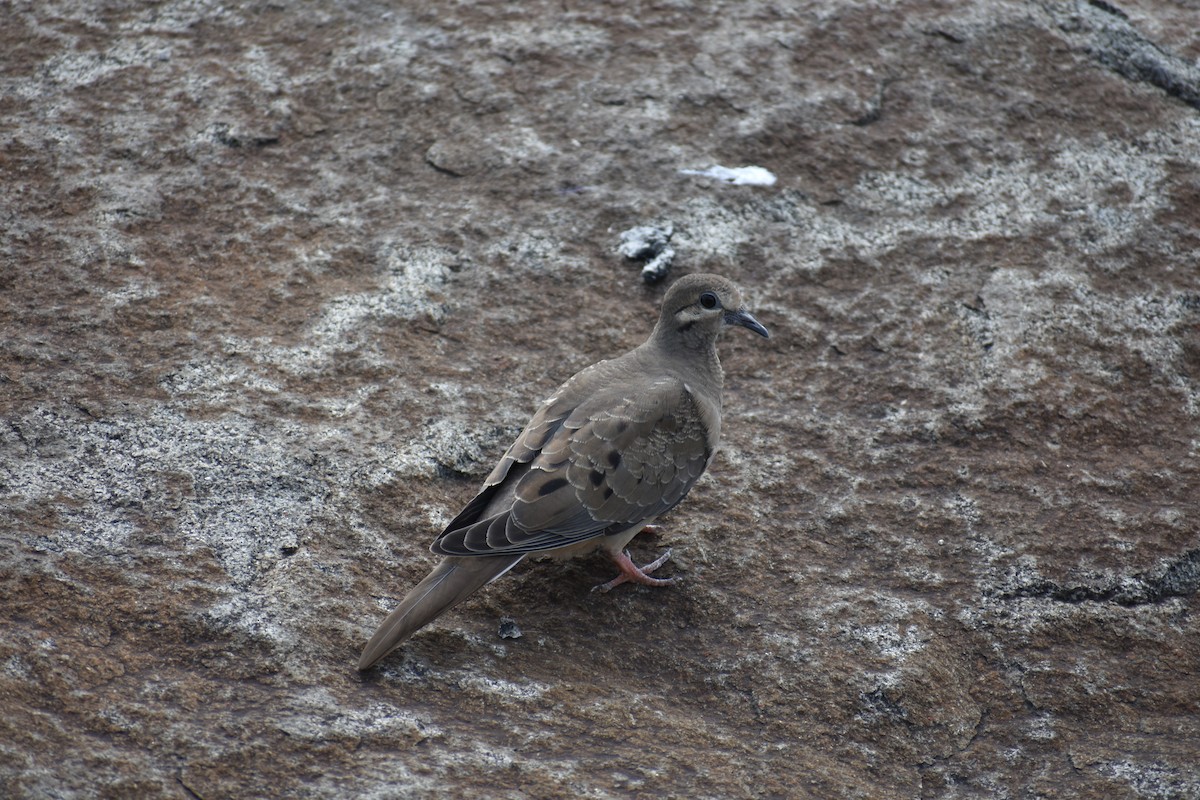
(2, 1), (1198, 798)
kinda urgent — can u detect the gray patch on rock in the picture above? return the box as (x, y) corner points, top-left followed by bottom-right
(617, 223), (676, 283)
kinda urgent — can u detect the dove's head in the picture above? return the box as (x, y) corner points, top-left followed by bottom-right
(655, 273), (769, 347)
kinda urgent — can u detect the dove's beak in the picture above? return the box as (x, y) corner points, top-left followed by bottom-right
(725, 308), (770, 339)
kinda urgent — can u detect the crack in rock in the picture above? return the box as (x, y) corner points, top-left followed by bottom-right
(998, 548), (1200, 605)
(1048, 0), (1200, 110)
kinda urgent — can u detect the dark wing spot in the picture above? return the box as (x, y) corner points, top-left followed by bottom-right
(589, 469), (605, 486)
(603, 488), (613, 499)
(616, 420), (629, 434)
(607, 451), (622, 469)
(538, 477), (570, 496)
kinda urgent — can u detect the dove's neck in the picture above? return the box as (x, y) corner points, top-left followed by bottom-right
(643, 326), (725, 395)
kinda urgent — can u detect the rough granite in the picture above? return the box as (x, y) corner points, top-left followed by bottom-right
(1, 1), (1197, 798)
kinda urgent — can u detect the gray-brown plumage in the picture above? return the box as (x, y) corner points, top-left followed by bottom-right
(358, 273), (768, 670)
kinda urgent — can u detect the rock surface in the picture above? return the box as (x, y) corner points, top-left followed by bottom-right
(2, 1), (1198, 797)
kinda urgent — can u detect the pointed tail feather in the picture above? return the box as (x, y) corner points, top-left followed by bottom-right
(358, 555), (523, 670)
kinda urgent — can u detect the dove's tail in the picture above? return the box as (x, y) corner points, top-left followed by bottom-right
(358, 555), (523, 670)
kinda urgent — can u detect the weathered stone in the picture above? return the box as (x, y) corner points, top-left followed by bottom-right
(2, 1), (1197, 798)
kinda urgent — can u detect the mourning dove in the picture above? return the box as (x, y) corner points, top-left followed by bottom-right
(358, 273), (768, 670)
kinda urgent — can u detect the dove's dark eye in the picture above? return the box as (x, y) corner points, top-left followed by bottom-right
(699, 292), (719, 310)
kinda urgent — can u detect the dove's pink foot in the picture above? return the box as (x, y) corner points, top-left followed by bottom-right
(592, 547), (675, 593)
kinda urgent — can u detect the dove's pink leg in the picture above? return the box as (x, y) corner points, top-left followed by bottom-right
(592, 547), (675, 593)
